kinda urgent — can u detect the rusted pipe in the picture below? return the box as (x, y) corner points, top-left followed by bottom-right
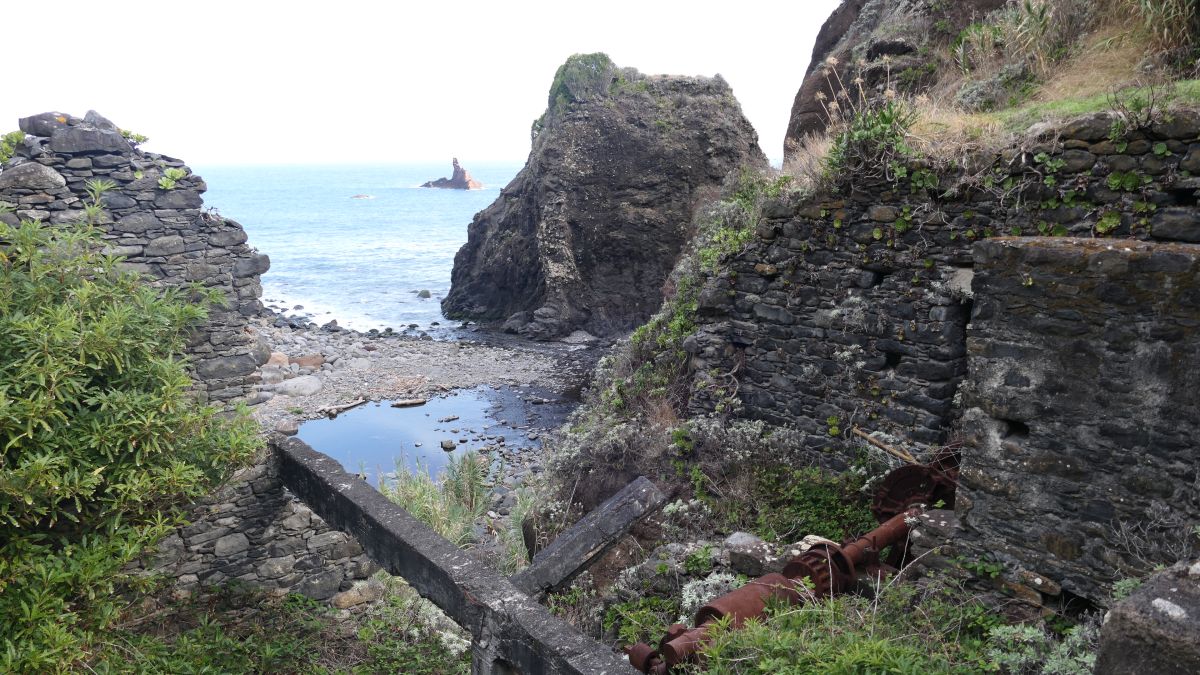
(629, 507), (924, 673)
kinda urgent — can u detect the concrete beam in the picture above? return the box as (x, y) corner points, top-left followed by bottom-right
(511, 476), (666, 597)
(275, 437), (636, 675)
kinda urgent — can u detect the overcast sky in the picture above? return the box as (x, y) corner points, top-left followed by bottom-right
(2, 0), (839, 166)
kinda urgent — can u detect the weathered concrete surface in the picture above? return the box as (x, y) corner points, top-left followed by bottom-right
(511, 476), (666, 597)
(275, 436), (636, 674)
(1096, 560), (1200, 675)
(958, 238), (1200, 601)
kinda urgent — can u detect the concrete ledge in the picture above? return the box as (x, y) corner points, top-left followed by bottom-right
(274, 437), (636, 674)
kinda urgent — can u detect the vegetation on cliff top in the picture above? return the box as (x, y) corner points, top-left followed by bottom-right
(537, 1), (1200, 671)
(0, 203), (260, 670)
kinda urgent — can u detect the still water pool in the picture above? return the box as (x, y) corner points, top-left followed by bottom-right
(296, 386), (566, 485)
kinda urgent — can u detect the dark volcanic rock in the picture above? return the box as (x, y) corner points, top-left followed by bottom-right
(442, 53), (765, 339)
(783, 0), (1006, 165)
(422, 158), (482, 189)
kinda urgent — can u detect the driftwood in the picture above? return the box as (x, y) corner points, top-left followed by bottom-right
(389, 398), (427, 408)
(851, 427), (917, 464)
(317, 397), (367, 417)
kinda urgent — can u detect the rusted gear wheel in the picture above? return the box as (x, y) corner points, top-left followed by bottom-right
(871, 464), (940, 522)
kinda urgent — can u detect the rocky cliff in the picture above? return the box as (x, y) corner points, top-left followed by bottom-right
(0, 111), (269, 402)
(783, 0), (1007, 164)
(442, 53), (766, 339)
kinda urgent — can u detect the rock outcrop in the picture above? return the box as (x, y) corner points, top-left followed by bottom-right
(783, 0), (1007, 165)
(422, 158), (482, 189)
(442, 53), (766, 339)
(0, 110), (269, 402)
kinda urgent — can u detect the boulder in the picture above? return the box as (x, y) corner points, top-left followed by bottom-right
(290, 354), (326, 369)
(49, 127), (132, 155)
(442, 53), (765, 339)
(276, 375), (323, 397)
(421, 157), (483, 189)
(1096, 560), (1200, 674)
(18, 112), (78, 137)
(724, 531), (776, 577)
(0, 162), (66, 190)
(331, 580), (384, 609)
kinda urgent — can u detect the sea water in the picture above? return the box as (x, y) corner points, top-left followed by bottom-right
(198, 162), (522, 333)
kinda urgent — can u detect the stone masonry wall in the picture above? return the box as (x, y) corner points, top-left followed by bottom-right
(687, 110), (1200, 600)
(959, 238), (1200, 601)
(132, 438), (377, 602)
(0, 111), (270, 401)
(689, 110), (1200, 458)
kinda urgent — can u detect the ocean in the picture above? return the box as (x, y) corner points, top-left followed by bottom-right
(197, 162), (523, 333)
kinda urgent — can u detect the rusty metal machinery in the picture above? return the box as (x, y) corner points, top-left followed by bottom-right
(871, 444), (959, 522)
(628, 449), (960, 674)
(628, 507), (923, 673)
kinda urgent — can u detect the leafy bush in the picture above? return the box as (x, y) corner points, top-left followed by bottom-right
(985, 620), (1099, 674)
(603, 596), (680, 646)
(157, 167), (188, 191)
(0, 218), (260, 672)
(547, 52), (618, 109)
(698, 578), (1003, 673)
(746, 466), (877, 543)
(0, 130), (24, 164)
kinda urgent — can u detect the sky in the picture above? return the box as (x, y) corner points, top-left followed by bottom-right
(1, 0), (840, 166)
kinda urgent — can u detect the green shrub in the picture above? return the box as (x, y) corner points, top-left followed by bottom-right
(698, 578), (1002, 673)
(603, 596), (680, 646)
(157, 167), (188, 191)
(547, 52), (618, 109)
(0, 218), (260, 672)
(748, 466), (877, 543)
(0, 130), (24, 164)
(825, 98), (918, 180)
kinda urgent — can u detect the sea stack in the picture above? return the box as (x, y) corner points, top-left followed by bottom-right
(442, 53), (765, 340)
(421, 158), (482, 189)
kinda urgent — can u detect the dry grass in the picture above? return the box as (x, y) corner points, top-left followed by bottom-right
(1033, 24), (1146, 102)
(910, 100), (1011, 160)
(782, 133), (834, 188)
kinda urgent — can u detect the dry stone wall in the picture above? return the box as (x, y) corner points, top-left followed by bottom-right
(0, 111), (269, 401)
(688, 110), (1200, 600)
(959, 238), (1200, 601)
(132, 441), (377, 601)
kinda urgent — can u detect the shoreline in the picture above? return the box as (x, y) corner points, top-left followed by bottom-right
(245, 316), (606, 516)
